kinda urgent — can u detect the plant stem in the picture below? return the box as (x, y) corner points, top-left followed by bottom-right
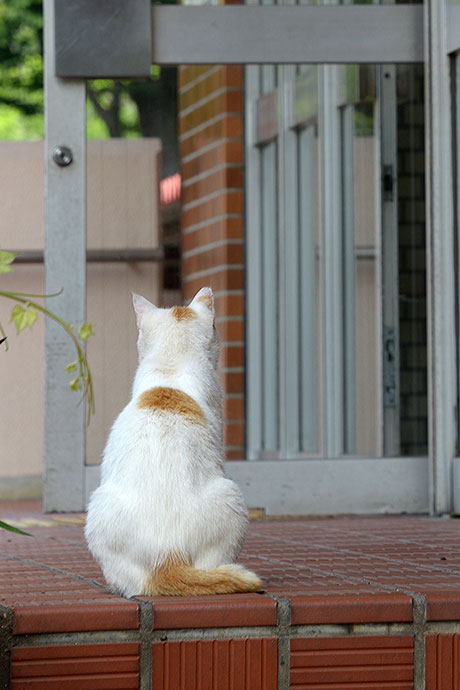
(0, 289), (95, 424)
(6, 288), (64, 299)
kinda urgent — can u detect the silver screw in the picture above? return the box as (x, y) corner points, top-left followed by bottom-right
(53, 146), (73, 167)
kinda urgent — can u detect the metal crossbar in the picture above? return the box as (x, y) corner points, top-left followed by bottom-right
(151, 5), (424, 65)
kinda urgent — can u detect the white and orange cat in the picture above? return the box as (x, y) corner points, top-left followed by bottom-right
(85, 287), (261, 597)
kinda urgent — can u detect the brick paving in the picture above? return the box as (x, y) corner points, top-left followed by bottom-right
(2, 502), (460, 687)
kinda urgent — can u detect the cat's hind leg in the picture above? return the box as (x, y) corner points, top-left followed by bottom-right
(99, 554), (148, 598)
(191, 477), (250, 570)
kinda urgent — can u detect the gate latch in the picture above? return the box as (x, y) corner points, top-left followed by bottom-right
(383, 326), (397, 407)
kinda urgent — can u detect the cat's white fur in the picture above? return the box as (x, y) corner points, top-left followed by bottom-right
(85, 287), (260, 597)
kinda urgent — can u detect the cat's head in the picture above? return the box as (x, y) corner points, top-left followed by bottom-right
(132, 287), (219, 369)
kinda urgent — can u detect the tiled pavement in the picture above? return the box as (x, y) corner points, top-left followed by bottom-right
(2, 503), (460, 687)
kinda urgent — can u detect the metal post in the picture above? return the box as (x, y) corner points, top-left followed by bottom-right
(424, 0), (457, 514)
(245, 61), (264, 460)
(43, 0), (87, 511)
(281, 62), (301, 459)
(320, 64), (344, 458)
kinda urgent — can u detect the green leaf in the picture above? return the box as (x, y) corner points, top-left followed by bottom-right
(0, 520), (32, 537)
(69, 377), (82, 391)
(25, 306), (38, 328)
(79, 323), (94, 341)
(0, 250), (18, 273)
(10, 304), (38, 334)
(66, 361), (78, 373)
(10, 304), (27, 333)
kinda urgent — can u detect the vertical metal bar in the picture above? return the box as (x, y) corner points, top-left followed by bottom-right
(380, 65), (400, 457)
(277, 67), (287, 459)
(298, 125), (319, 453)
(457, 55), (460, 465)
(44, 0), (87, 511)
(425, 0), (457, 514)
(341, 104), (357, 454)
(245, 64), (264, 460)
(281, 67), (301, 458)
(320, 63), (344, 458)
(261, 142), (279, 453)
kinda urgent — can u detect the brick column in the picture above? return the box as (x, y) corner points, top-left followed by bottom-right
(179, 64), (245, 460)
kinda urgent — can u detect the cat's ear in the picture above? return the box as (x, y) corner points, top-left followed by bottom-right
(132, 293), (157, 329)
(190, 287), (215, 316)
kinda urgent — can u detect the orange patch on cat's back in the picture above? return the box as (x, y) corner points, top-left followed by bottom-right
(171, 306), (197, 322)
(137, 387), (206, 426)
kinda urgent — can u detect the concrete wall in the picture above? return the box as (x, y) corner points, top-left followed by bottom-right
(0, 140), (162, 497)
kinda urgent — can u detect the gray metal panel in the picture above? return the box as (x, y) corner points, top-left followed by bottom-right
(44, 0), (87, 511)
(226, 457), (429, 515)
(151, 5), (424, 65)
(55, 0), (152, 78)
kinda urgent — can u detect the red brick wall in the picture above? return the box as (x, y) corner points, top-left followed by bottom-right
(179, 64), (245, 460)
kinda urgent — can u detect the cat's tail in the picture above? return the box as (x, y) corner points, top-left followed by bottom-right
(143, 556), (262, 596)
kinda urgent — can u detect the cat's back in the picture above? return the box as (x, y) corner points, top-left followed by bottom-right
(101, 382), (220, 485)
(137, 386), (207, 427)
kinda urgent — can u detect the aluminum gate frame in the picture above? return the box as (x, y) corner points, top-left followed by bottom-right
(44, 0), (456, 513)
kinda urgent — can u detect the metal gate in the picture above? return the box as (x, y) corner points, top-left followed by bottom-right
(43, 0), (460, 514)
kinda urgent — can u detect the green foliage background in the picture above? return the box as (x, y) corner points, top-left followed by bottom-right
(0, 0), (43, 139)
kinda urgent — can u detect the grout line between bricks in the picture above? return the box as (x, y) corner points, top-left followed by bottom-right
(290, 622), (414, 638)
(12, 630), (140, 648)
(180, 86), (242, 119)
(150, 625), (277, 642)
(181, 212), (242, 235)
(264, 594), (291, 690)
(182, 189), (243, 214)
(412, 593), (427, 690)
(179, 111), (242, 143)
(178, 65), (221, 95)
(137, 601), (153, 690)
(0, 603), (13, 690)
(183, 162), (242, 189)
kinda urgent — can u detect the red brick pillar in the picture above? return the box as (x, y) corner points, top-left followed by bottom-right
(179, 64), (245, 460)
